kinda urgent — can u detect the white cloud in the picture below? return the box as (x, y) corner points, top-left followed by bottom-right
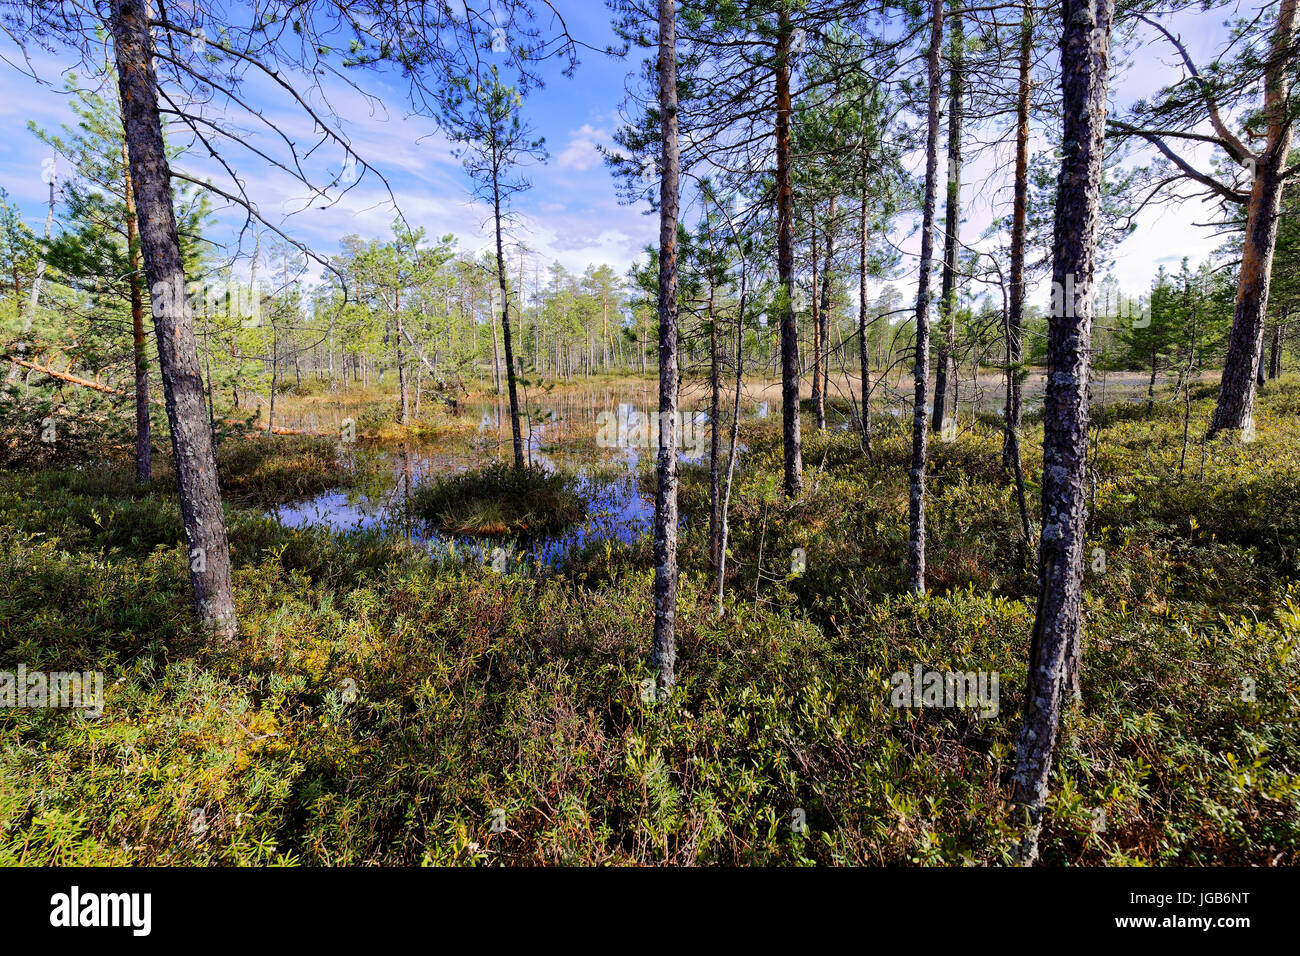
(555, 124), (607, 172)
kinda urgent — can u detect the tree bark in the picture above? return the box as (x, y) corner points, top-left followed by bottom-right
(811, 220), (824, 430)
(395, 290), (410, 426)
(1270, 314), (1287, 378)
(111, 0), (236, 643)
(490, 301), (502, 394)
(651, 0), (681, 691)
(775, 7), (803, 497)
(909, 0), (944, 594)
(858, 149), (874, 462)
(709, 280), (721, 572)
(817, 197), (837, 432)
(1209, 0), (1297, 438)
(718, 278), (747, 614)
(267, 319), (278, 438)
(492, 164), (526, 470)
(932, 0), (964, 435)
(122, 140), (151, 484)
(1004, 0), (1032, 467)
(640, 308), (648, 375)
(1013, 0), (1116, 865)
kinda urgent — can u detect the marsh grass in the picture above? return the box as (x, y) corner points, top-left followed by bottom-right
(409, 463), (586, 538)
(209, 436), (344, 506)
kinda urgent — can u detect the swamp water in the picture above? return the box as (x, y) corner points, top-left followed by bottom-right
(267, 387), (745, 569)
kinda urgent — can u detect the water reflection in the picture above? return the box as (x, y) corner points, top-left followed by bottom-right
(270, 388), (696, 569)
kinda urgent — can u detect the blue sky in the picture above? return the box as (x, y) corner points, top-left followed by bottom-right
(0, 3), (651, 283)
(0, 2), (1254, 304)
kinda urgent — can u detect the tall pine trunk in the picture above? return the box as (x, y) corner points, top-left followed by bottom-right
(122, 140), (151, 484)
(492, 167), (526, 470)
(651, 0), (681, 691)
(111, 0), (236, 643)
(775, 7), (803, 497)
(1209, 0), (1297, 437)
(811, 222), (824, 431)
(490, 304), (502, 394)
(709, 285), (721, 572)
(267, 319), (278, 438)
(931, 0), (964, 435)
(395, 290), (410, 427)
(858, 150), (874, 462)
(1013, 0), (1116, 865)
(817, 198), (837, 432)
(1004, 0), (1032, 467)
(909, 0), (944, 594)
(717, 277), (747, 613)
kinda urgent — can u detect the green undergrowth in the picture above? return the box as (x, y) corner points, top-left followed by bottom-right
(0, 380), (1297, 865)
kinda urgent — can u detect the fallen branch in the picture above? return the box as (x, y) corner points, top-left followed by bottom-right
(3, 355), (121, 397)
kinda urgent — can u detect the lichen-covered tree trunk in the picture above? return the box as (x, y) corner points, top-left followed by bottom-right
(1209, 0), (1297, 438)
(1003, 0), (1032, 467)
(908, 0), (944, 595)
(931, 0), (963, 435)
(111, 0), (236, 643)
(775, 8), (803, 497)
(1013, 0), (1116, 865)
(651, 0), (681, 690)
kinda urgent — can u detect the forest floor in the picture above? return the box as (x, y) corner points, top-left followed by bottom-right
(0, 374), (1297, 864)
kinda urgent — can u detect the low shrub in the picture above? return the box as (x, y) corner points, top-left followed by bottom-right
(410, 463), (586, 538)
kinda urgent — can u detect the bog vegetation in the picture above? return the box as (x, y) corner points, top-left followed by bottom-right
(0, 0), (1297, 866)
(1, 382), (1298, 864)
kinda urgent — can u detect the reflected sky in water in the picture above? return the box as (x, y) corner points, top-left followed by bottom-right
(270, 389), (713, 570)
